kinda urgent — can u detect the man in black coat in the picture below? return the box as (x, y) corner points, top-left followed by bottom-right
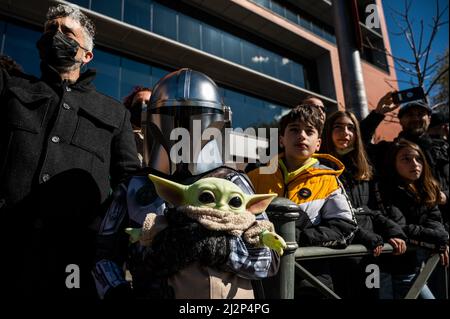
(0, 4), (139, 299)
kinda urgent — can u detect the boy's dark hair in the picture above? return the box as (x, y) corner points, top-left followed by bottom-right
(279, 104), (324, 136)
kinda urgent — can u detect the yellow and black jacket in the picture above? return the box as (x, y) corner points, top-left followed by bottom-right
(248, 153), (357, 248)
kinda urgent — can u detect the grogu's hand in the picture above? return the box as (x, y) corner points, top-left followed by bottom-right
(125, 227), (142, 244)
(259, 230), (287, 256)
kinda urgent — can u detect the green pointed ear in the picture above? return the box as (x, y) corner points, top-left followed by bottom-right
(246, 194), (277, 214)
(148, 174), (188, 206)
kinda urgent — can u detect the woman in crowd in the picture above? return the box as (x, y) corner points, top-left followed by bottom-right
(379, 138), (449, 299)
(321, 111), (407, 298)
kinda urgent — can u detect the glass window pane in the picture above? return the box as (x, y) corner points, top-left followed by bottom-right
(286, 10), (298, 24)
(277, 57), (292, 84)
(252, 0), (270, 9)
(300, 15), (312, 31)
(151, 66), (171, 87)
(67, 0), (89, 8)
(91, 0), (122, 20)
(124, 0), (151, 30)
(90, 49), (121, 99)
(178, 15), (201, 49)
(120, 57), (152, 101)
(270, 1), (285, 17)
(324, 30), (336, 43)
(223, 89), (245, 129)
(202, 24), (222, 56)
(291, 63), (305, 88)
(312, 24), (324, 38)
(3, 23), (41, 77)
(261, 50), (277, 78)
(222, 33), (241, 64)
(242, 41), (262, 72)
(152, 3), (177, 41)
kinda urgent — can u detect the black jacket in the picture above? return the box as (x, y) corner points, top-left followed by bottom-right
(362, 112), (449, 233)
(362, 112), (449, 200)
(381, 185), (448, 248)
(0, 66), (139, 298)
(339, 157), (406, 250)
(380, 183), (449, 274)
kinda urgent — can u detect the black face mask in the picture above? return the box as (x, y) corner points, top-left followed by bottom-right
(36, 31), (83, 69)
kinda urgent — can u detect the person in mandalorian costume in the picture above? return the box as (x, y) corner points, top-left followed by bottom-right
(92, 68), (280, 299)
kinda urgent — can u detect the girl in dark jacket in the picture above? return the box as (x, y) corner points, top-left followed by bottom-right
(380, 139), (449, 299)
(321, 111), (407, 298)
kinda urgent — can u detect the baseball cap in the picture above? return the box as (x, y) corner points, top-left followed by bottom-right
(430, 106), (449, 128)
(398, 101), (432, 118)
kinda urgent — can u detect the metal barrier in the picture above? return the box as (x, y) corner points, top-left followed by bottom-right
(266, 198), (447, 300)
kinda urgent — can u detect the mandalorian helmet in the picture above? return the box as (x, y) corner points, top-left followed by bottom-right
(143, 68), (231, 176)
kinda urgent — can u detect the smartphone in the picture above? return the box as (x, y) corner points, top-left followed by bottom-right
(392, 87), (425, 104)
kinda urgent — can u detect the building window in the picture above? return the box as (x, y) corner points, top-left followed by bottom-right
(1, 16), (290, 129)
(250, 0), (336, 44)
(152, 3), (177, 41)
(67, 0), (313, 91)
(178, 15), (201, 50)
(91, 0), (123, 20)
(1, 22), (41, 77)
(123, 0), (152, 31)
(357, 0), (389, 72)
(89, 49), (121, 99)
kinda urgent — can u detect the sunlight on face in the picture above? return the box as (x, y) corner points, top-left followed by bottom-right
(395, 147), (423, 182)
(332, 115), (355, 151)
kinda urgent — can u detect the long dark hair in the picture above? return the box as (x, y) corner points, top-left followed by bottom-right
(385, 139), (440, 207)
(321, 111), (373, 181)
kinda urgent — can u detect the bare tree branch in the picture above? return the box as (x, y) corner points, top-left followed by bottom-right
(384, 78), (397, 90)
(362, 40), (415, 65)
(421, 1), (448, 82)
(403, 0), (423, 85)
(426, 66), (450, 96)
(417, 20), (425, 56)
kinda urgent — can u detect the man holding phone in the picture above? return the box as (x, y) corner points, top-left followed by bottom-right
(364, 89), (449, 299)
(366, 89), (447, 203)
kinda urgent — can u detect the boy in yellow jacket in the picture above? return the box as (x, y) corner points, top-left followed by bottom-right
(247, 104), (357, 298)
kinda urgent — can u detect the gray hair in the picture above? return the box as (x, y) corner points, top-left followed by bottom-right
(46, 4), (95, 51)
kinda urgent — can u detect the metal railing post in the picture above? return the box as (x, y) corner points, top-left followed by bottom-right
(264, 197), (301, 299)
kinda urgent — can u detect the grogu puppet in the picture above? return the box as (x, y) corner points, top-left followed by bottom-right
(126, 174), (287, 255)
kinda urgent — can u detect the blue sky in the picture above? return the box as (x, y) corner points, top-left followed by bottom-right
(381, 0), (449, 97)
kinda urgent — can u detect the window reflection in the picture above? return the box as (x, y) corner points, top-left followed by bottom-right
(124, 0), (151, 30)
(179, 15), (201, 49)
(71, 0), (310, 89)
(67, 0), (89, 8)
(222, 32), (242, 65)
(223, 88), (288, 129)
(153, 3), (177, 41)
(202, 25), (223, 57)
(90, 50), (121, 99)
(0, 18), (290, 130)
(91, 0), (122, 20)
(121, 58), (152, 100)
(2, 23), (41, 77)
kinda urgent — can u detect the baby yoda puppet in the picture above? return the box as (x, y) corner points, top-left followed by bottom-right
(126, 174), (287, 255)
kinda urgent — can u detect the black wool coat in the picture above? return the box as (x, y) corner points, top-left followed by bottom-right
(0, 66), (139, 299)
